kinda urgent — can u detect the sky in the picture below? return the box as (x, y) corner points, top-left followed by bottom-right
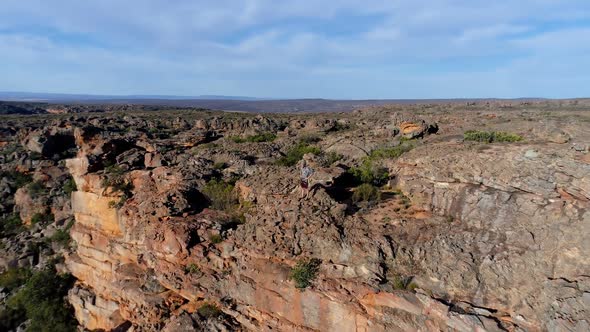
(1, 1), (589, 99)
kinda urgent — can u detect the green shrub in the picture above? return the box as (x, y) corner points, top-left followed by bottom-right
(329, 121), (351, 132)
(0, 214), (25, 236)
(199, 142), (219, 149)
(30, 212), (54, 225)
(323, 151), (343, 166)
(399, 136), (414, 142)
(104, 164), (125, 176)
(368, 143), (414, 161)
(348, 143), (412, 186)
(463, 130), (523, 143)
(392, 275), (418, 292)
(349, 159), (389, 186)
(209, 233), (222, 244)
(4, 267), (77, 332)
(29, 151), (43, 160)
(276, 142), (321, 167)
(230, 136), (246, 143)
(102, 165), (133, 207)
(197, 303), (222, 318)
(63, 177), (77, 196)
(50, 229), (71, 247)
(213, 161), (226, 170)
(352, 184), (381, 203)
(0, 268), (32, 292)
(185, 263), (200, 274)
(289, 258), (321, 289)
(0, 171), (33, 188)
(299, 134), (321, 144)
(28, 181), (47, 198)
(230, 132), (276, 143)
(202, 179), (238, 211)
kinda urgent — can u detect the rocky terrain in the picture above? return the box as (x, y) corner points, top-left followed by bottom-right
(0, 101), (589, 331)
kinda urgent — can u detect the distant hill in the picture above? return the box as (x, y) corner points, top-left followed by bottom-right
(2, 91), (588, 114)
(0, 91), (266, 102)
(0, 101), (49, 115)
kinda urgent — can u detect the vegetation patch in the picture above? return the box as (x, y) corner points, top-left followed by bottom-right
(63, 177), (77, 196)
(0, 171), (33, 189)
(27, 181), (47, 199)
(289, 258), (321, 289)
(212, 161), (227, 170)
(202, 179), (238, 211)
(352, 183), (381, 203)
(208, 233), (222, 244)
(185, 263), (201, 274)
(348, 143), (413, 187)
(49, 220), (75, 247)
(1, 267), (77, 332)
(0, 268), (32, 292)
(29, 151), (43, 160)
(464, 130), (523, 143)
(0, 214), (25, 236)
(230, 132), (276, 143)
(197, 303), (222, 319)
(392, 275), (418, 292)
(103, 165), (134, 208)
(30, 212), (54, 225)
(276, 142), (321, 167)
(322, 151), (343, 166)
(367, 143), (414, 161)
(349, 159), (389, 186)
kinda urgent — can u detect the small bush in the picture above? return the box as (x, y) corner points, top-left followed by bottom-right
(0, 268), (32, 292)
(0, 214), (25, 236)
(50, 229), (71, 247)
(199, 142), (219, 149)
(368, 143), (414, 161)
(322, 151), (343, 166)
(463, 130), (523, 143)
(276, 142), (321, 167)
(230, 132), (276, 143)
(392, 275), (418, 292)
(349, 159), (389, 186)
(102, 165), (133, 207)
(0, 171), (33, 188)
(289, 258), (321, 289)
(4, 267), (77, 332)
(299, 134), (321, 144)
(209, 233), (222, 244)
(31, 212), (54, 225)
(197, 303), (222, 318)
(29, 151), (43, 160)
(28, 181), (47, 198)
(213, 161), (226, 170)
(329, 121), (351, 132)
(185, 263), (200, 274)
(352, 184), (381, 203)
(104, 164), (125, 176)
(202, 179), (238, 211)
(63, 177), (77, 196)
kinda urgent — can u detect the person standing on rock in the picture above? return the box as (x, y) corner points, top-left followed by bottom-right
(299, 155), (315, 199)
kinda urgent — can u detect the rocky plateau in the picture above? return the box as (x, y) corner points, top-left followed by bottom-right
(0, 100), (589, 331)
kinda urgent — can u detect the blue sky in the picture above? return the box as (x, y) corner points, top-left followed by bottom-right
(1, 1), (589, 99)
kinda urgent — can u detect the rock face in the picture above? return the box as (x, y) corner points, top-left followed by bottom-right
(390, 142), (590, 331)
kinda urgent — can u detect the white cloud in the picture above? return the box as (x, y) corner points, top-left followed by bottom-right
(0, 0), (589, 98)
